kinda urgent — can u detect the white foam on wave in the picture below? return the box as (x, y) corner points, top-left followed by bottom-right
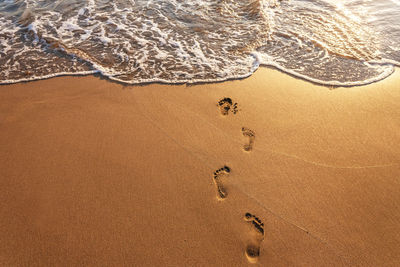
(0, 0), (399, 87)
(0, 70), (98, 85)
(255, 52), (395, 87)
(389, 0), (400, 7)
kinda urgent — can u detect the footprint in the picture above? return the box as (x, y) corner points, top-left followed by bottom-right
(212, 166), (231, 200)
(244, 213), (265, 263)
(218, 98), (238, 116)
(242, 127), (255, 152)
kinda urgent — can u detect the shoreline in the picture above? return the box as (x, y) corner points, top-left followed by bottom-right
(1, 67), (399, 266)
(1, 65), (398, 88)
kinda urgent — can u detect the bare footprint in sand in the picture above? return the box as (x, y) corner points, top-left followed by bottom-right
(244, 213), (265, 263)
(242, 127), (255, 152)
(213, 166), (231, 200)
(218, 98), (238, 116)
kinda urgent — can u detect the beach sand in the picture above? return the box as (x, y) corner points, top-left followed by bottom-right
(1, 68), (399, 266)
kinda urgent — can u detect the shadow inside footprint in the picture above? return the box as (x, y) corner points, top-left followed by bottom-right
(244, 213), (265, 263)
(245, 244), (260, 263)
(242, 127), (255, 152)
(213, 166), (231, 200)
(218, 98), (238, 116)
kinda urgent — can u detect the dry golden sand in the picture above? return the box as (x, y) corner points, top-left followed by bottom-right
(0, 68), (399, 266)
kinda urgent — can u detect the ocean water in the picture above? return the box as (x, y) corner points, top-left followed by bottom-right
(0, 0), (399, 86)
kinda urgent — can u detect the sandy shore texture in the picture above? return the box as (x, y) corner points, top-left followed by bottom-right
(1, 68), (400, 266)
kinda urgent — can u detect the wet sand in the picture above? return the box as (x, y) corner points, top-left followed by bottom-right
(1, 68), (399, 266)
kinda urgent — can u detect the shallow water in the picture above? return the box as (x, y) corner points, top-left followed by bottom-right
(0, 0), (399, 86)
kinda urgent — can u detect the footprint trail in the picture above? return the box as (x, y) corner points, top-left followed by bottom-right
(213, 166), (231, 200)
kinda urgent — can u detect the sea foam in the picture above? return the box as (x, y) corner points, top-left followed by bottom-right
(0, 0), (399, 86)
